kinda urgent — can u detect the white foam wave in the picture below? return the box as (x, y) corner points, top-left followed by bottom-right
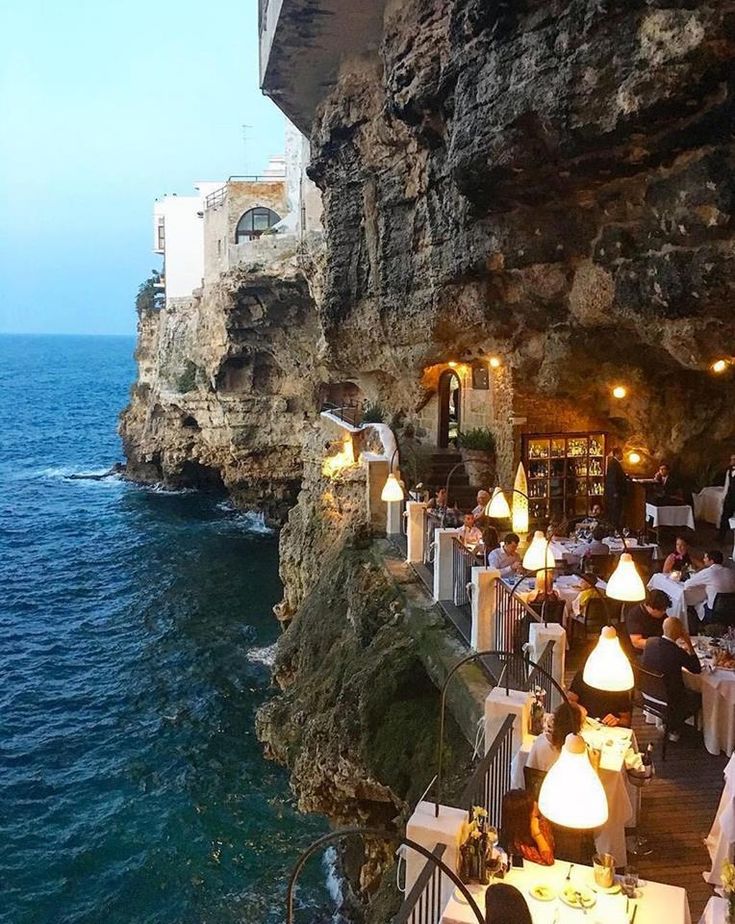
(233, 510), (275, 535)
(246, 643), (278, 667)
(322, 847), (346, 923)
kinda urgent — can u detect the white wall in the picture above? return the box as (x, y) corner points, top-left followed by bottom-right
(153, 182), (221, 300)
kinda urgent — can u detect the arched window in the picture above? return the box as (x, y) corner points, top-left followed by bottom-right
(235, 207), (281, 243)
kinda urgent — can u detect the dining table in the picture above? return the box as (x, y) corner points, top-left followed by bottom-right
(693, 486), (725, 526)
(683, 638), (735, 756)
(704, 751), (735, 885)
(647, 572), (708, 633)
(698, 896), (729, 924)
(548, 537), (659, 568)
(440, 857), (692, 924)
(504, 574), (608, 631)
(510, 721), (637, 866)
(645, 502), (695, 531)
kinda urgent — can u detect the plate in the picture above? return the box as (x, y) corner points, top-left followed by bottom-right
(529, 883), (556, 902)
(560, 885), (597, 909)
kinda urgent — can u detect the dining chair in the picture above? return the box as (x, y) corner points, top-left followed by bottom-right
(632, 665), (670, 759)
(712, 593), (735, 628)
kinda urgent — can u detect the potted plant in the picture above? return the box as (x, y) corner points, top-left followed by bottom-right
(457, 427), (497, 488)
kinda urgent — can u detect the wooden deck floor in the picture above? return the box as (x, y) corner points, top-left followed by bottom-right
(566, 646), (728, 921)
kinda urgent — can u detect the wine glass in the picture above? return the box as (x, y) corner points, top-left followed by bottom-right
(623, 865), (638, 898)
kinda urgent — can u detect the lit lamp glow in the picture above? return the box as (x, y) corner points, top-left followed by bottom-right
(522, 530), (555, 571)
(712, 359), (729, 374)
(627, 451), (641, 465)
(448, 361), (458, 368)
(322, 437), (356, 478)
(612, 385), (627, 399)
(512, 463), (529, 535)
(538, 733), (608, 829)
(485, 486), (511, 519)
(606, 552), (646, 602)
(381, 472), (404, 503)
(583, 626), (634, 692)
(489, 356), (501, 369)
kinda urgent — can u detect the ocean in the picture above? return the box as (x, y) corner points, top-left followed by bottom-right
(0, 335), (332, 924)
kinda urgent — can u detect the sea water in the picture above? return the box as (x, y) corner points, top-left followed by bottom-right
(0, 335), (332, 924)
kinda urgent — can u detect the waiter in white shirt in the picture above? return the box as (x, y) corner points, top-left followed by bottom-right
(684, 550), (735, 620)
(485, 532), (523, 576)
(718, 453), (735, 541)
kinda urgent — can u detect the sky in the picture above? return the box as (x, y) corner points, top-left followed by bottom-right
(0, 0), (285, 335)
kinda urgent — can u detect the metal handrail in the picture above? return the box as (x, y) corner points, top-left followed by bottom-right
(393, 843), (446, 924)
(320, 400), (361, 427)
(459, 713), (515, 825)
(285, 828), (484, 924)
(434, 649), (568, 817)
(452, 538), (476, 607)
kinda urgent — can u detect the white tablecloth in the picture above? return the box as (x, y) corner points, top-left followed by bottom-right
(685, 663), (735, 756)
(646, 503), (695, 530)
(647, 573), (707, 632)
(704, 753), (735, 885)
(699, 896), (729, 924)
(548, 537), (658, 566)
(694, 487), (726, 526)
(510, 725), (635, 866)
(510, 575), (607, 629)
(441, 858), (692, 924)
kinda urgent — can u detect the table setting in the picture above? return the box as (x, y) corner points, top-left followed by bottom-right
(647, 572), (708, 632)
(683, 636), (735, 755)
(440, 856), (691, 923)
(511, 720), (637, 865)
(503, 574), (608, 629)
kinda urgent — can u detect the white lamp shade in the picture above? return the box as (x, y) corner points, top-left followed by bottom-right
(512, 463), (529, 535)
(538, 734), (608, 829)
(522, 531), (555, 571)
(485, 487), (511, 519)
(606, 552), (646, 602)
(582, 626), (634, 692)
(381, 472), (404, 503)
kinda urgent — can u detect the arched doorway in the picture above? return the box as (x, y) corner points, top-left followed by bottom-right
(437, 370), (461, 448)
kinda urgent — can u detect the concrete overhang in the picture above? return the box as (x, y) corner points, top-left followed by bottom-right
(259, 0), (386, 133)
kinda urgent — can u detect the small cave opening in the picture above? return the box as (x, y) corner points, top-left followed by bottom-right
(181, 415), (200, 430)
(216, 356), (250, 394)
(176, 461), (226, 493)
(319, 381), (364, 424)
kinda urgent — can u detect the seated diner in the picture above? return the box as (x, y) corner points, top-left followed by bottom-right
(501, 788), (555, 866)
(486, 532), (523, 577)
(662, 535), (701, 577)
(457, 512), (482, 548)
(567, 662), (632, 728)
(526, 701), (585, 773)
(624, 588), (671, 653)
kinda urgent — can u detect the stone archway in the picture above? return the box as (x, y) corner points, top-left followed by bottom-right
(437, 370), (461, 448)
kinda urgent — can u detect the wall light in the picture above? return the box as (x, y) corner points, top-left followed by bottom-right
(612, 385), (627, 399)
(712, 359), (729, 374)
(627, 451), (641, 465)
(489, 356), (501, 369)
(448, 361), (458, 368)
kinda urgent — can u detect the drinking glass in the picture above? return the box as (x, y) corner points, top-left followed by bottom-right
(623, 865), (638, 897)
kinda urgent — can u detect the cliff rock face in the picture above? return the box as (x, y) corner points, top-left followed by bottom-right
(306, 0), (735, 468)
(120, 242), (324, 520)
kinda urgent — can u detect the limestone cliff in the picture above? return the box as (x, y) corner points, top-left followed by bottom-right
(306, 0), (735, 471)
(120, 238), (325, 521)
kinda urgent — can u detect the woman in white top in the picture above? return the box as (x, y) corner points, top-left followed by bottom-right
(526, 701), (585, 772)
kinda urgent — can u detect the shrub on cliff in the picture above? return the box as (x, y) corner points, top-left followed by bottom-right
(135, 270), (164, 314)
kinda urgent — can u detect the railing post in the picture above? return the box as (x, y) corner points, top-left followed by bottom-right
(433, 528), (461, 601)
(406, 501), (428, 563)
(405, 801), (467, 910)
(469, 567), (500, 650)
(484, 687), (531, 760)
(528, 624), (567, 710)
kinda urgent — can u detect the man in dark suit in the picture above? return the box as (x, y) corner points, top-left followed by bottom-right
(652, 462), (684, 505)
(717, 452), (735, 541)
(604, 447), (627, 530)
(641, 617), (701, 741)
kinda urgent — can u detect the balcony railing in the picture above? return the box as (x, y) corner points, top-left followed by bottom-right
(203, 175), (285, 210)
(393, 843), (447, 924)
(459, 713), (515, 829)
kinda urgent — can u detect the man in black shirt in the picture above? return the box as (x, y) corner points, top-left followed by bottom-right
(624, 589), (671, 654)
(641, 617), (701, 740)
(568, 668), (632, 728)
(604, 447), (628, 530)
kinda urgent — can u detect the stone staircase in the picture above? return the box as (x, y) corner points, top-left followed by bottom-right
(424, 450), (480, 511)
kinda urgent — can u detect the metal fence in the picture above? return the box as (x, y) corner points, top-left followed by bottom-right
(492, 578), (544, 652)
(459, 713), (515, 830)
(451, 538), (475, 607)
(393, 843), (447, 924)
